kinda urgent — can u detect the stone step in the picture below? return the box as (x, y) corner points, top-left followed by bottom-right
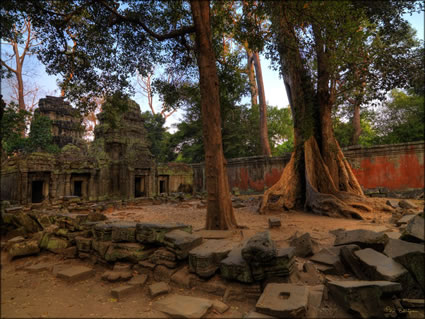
(56, 265), (94, 282)
(152, 294), (213, 318)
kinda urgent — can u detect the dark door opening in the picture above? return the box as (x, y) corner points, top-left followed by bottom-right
(32, 180), (44, 203)
(135, 177), (142, 197)
(160, 180), (166, 194)
(74, 181), (82, 197)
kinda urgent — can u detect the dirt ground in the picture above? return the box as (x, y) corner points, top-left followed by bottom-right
(1, 196), (423, 318)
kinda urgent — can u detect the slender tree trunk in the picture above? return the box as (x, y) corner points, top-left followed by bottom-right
(260, 4), (377, 219)
(352, 103), (361, 145)
(12, 42), (26, 112)
(190, 0), (238, 230)
(246, 50), (258, 106)
(252, 52), (272, 156)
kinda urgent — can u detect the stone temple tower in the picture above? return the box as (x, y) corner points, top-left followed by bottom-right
(35, 96), (83, 148)
(93, 96), (155, 199)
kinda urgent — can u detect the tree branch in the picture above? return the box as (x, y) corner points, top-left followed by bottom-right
(98, 0), (195, 41)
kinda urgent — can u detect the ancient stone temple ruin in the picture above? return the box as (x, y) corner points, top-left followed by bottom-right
(0, 96), (192, 205)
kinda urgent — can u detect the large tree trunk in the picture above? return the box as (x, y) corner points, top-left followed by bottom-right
(252, 52), (272, 156)
(260, 5), (376, 219)
(190, 0), (238, 230)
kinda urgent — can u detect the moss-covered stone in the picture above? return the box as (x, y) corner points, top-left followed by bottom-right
(9, 240), (40, 258)
(104, 242), (152, 263)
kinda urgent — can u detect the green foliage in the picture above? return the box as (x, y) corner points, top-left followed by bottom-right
(140, 111), (176, 162)
(100, 93), (131, 129)
(27, 113), (59, 153)
(1, 101), (59, 155)
(373, 89), (424, 144)
(1, 101), (29, 154)
(333, 114), (378, 148)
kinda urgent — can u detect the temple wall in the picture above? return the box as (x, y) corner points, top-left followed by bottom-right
(191, 141), (424, 198)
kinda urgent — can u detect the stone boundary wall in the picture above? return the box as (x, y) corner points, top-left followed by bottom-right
(191, 141), (424, 198)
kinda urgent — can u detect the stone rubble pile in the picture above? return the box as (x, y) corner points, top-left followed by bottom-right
(1, 197), (424, 318)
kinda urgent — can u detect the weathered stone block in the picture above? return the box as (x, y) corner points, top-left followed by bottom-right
(164, 230), (202, 260)
(326, 280), (402, 318)
(111, 222), (137, 243)
(152, 294), (213, 318)
(150, 247), (178, 268)
(334, 229), (389, 252)
(268, 217), (281, 228)
(135, 222), (191, 244)
(9, 239), (40, 258)
(75, 236), (92, 252)
(401, 215), (424, 243)
(149, 282), (170, 297)
(384, 238), (425, 293)
(104, 242), (152, 263)
(188, 239), (237, 278)
(93, 223), (113, 241)
(111, 285), (139, 300)
(256, 283), (309, 318)
(92, 240), (111, 258)
(290, 233), (313, 257)
(56, 265), (94, 282)
(242, 231), (276, 264)
(220, 246), (253, 283)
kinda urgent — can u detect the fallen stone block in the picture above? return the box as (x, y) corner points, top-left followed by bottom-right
(111, 222), (137, 243)
(75, 236), (92, 252)
(93, 223), (113, 241)
(334, 229), (389, 252)
(290, 233), (313, 257)
(386, 200), (399, 209)
(256, 283), (309, 318)
(396, 214), (416, 226)
(399, 200), (418, 210)
(150, 247), (178, 268)
(9, 239), (40, 258)
(56, 265), (94, 282)
(111, 284), (138, 300)
(149, 282), (170, 297)
(153, 264), (179, 283)
(384, 238), (425, 293)
(220, 246), (253, 283)
(171, 266), (197, 289)
(256, 247), (296, 281)
(91, 240), (111, 258)
(268, 217), (281, 228)
(39, 234), (69, 253)
(128, 274), (148, 287)
(339, 245), (367, 280)
(101, 270), (133, 282)
(354, 248), (408, 282)
(401, 215), (424, 243)
(136, 222), (192, 244)
(188, 239), (237, 278)
(152, 294), (213, 318)
(326, 280), (402, 318)
(242, 231), (276, 264)
(164, 230), (202, 260)
(104, 242), (152, 263)
(310, 246), (345, 275)
(306, 285), (325, 318)
(212, 299), (229, 314)
(24, 262), (53, 273)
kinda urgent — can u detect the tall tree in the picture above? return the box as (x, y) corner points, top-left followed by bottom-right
(190, 0), (238, 229)
(14, 0), (238, 229)
(259, 1), (422, 218)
